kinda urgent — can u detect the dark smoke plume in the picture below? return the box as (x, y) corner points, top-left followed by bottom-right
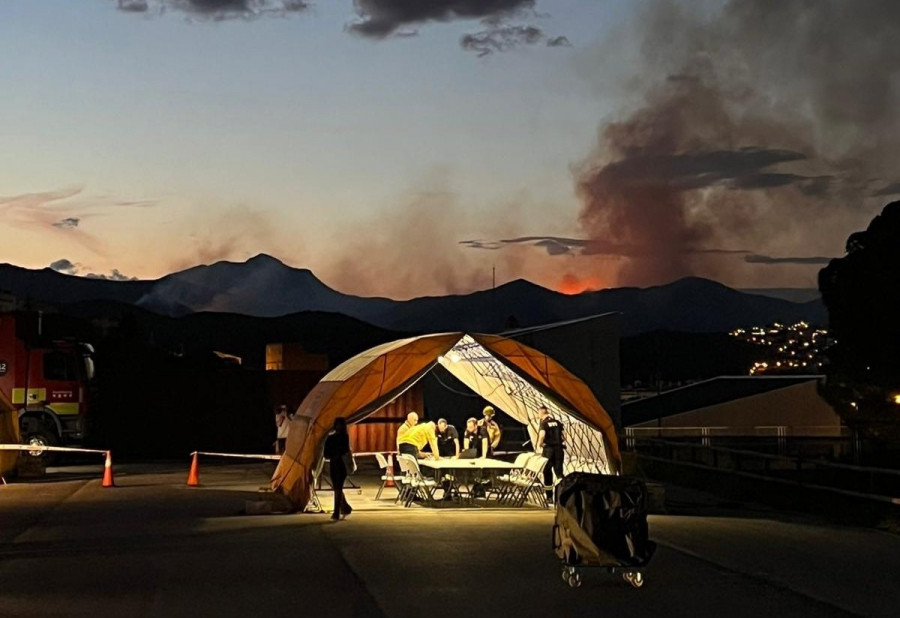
(349, 0), (535, 38)
(574, 0), (900, 287)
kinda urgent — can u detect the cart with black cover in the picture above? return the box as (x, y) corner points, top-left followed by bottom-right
(552, 472), (656, 588)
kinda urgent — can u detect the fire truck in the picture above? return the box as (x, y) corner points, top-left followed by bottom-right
(0, 312), (96, 453)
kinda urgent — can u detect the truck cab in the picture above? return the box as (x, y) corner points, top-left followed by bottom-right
(0, 313), (96, 453)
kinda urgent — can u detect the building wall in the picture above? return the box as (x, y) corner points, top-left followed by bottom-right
(631, 380), (843, 436)
(265, 343), (329, 372)
(511, 314), (622, 427)
(349, 383), (424, 453)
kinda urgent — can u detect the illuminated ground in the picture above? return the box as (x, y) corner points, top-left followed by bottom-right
(1, 461), (898, 617)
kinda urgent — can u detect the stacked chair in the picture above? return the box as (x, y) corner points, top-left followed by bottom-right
(489, 452), (534, 502)
(502, 455), (549, 508)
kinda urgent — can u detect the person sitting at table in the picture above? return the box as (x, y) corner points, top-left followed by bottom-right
(477, 406), (502, 456)
(461, 417), (489, 459)
(435, 418), (460, 459)
(397, 420), (441, 460)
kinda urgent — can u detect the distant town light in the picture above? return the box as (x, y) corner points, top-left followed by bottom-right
(893, 394), (900, 405)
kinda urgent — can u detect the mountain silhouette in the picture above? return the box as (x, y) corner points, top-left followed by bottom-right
(0, 256), (825, 334)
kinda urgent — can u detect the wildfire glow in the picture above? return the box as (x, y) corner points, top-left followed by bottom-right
(558, 274), (604, 295)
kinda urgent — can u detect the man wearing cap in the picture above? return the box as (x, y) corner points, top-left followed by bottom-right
(477, 406), (502, 457)
(397, 420), (441, 460)
(535, 405), (565, 503)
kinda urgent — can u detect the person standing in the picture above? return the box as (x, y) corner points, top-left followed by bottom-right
(462, 418), (489, 458)
(323, 417), (353, 521)
(535, 405), (565, 503)
(435, 418), (460, 458)
(396, 411), (419, 447)
(274, 405), (290, 454)
(478, 406), (502, 456)
(397, 421), (441, 459)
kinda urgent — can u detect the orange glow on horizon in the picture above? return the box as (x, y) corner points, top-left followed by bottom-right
(558, 273), (605, 295)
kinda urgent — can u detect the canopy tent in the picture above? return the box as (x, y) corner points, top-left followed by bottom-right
(1, 388), (20, 478)
(271, 333), (620, 508)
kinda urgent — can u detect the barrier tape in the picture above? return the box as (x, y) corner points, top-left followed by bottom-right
(191, 451), (281, 461)
(0, 444), (109, 455)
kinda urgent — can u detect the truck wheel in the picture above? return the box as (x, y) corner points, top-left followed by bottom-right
(24, 428), (59, 465)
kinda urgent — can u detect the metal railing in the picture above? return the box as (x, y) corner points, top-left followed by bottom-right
(625, 435), (900, 506)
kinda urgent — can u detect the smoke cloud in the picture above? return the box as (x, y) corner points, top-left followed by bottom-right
(166, 204), (281, 272)
(319, 181), (541, 299)
(572, 0), (900, 287)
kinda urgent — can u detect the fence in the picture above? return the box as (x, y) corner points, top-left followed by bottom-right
(624, 433), (900, 506)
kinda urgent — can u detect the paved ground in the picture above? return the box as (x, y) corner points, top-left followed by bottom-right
(1, 461), (899, 617)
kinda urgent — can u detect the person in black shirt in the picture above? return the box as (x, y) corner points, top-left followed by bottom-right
(536, 405), (565, 503)
(323, 417), (353, 521)
(435, 418), (460, 458)
(462, 417), (489, 458)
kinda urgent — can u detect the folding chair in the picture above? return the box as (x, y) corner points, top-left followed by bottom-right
(399, 455), (437, 507)
(374, 452), (399, 500)
(508, 455), (548, 508)
(491, 452), (533, 502)
(395, 455), (415, 505)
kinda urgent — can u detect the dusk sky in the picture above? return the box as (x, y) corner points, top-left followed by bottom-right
(1, 1), (897, 299)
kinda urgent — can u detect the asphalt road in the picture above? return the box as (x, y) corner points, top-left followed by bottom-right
(1, 462), (898, 618)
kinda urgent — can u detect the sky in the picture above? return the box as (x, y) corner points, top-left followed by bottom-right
(0, 0), (897, 299)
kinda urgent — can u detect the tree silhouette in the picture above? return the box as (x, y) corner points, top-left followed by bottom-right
(819, 201), (900, 439)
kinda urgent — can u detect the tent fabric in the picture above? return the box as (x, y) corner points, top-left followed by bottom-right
(439, 334), (619, 475)
(271, 332), (620, 508)
(0, 388), (20, 478)
(272, 333), (460, 506)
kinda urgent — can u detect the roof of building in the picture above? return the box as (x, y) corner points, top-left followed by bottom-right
(622, 375), (823, 426)
(502, 312), (620, 337)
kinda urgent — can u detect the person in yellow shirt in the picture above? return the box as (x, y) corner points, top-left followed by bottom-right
(397, 420), (441, 460)
(396, 411), (418, 445)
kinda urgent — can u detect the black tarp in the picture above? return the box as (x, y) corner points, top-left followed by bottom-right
(554, 473), (656, 567)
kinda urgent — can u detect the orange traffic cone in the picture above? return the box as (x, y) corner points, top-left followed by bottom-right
(102, 451), (115, 488)
(186, 452), (200, 487)
(385, 454), (396, 487)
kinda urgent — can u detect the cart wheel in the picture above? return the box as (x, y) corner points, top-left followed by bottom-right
(623, 571), (644, 589)
(561, 568), (569, 582)
(567, 572), (582, 588)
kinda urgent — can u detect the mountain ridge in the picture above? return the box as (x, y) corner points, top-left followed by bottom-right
(0, 256), (826, 334)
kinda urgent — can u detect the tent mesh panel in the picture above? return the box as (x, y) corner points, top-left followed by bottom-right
(449, 336), (612, 476)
